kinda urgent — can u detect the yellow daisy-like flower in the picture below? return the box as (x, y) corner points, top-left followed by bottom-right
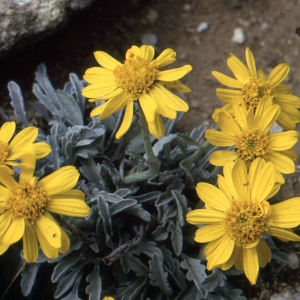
(0, 121), (51, 174)
(82, 45), (192, 139)
(186, 158), (300, 284)
(0, 147), (90, 263)
(212, 47), (300, 130)
(205, 97), (299, 174)
(103, 297), (114, 300)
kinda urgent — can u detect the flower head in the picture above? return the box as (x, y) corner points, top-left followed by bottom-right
(0, 122), (51, 174)
(82, 45), (192, 139)
(0, 147), (90, 262)
(205, 97), (298, 175)
(212, 47), (300, 130)
(186, 158), (300, 284)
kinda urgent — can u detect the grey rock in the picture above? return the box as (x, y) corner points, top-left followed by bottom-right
(0, 0), (95, 57)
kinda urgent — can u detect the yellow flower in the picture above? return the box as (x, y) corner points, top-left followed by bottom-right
(0, 121), (51, 174)
(212, 47), (300, 130)
(82, 45), (192, 139)
(103, 297), (114, 300)
(205, 97), (298, 175)
(0, 147), (90, 262)
(186, 158), (300, 284)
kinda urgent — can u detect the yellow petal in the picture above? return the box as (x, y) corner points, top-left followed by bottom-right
(209, 150), (238, 166)
(268, 63), (290, 87)
(58, 228), (70, 254)
(23, 225), (38, 263)
(156, 65), (192, 81)
(0, 122), (16, 143)
(33, 142), (51, 159)
(115, 103), (133, 139)
(243, 247), (259, 285)
(196, 182), (230, 211)
(268, 152), (295, 174)
(47, 199), (90, 217)
(148, 114), (165, 139)
(152, 48), (176, 68)
(267, 198), (300, 228)
(275, 93), (300, 108)
(212, 71), (242, 88)
(256, 104), (280, 132)
(2, 218), (24, 245)
(217, 110), (241, 135)
(152, 83), (189, 112)
(232, 159), (249, 200)
(159, 80), (191, 93)
(205, 129), (235, 146)
(232, 97), (247, 129)
(186, 209), (225, 225)
(88, 87), (124, 102)
(51, 189), (85, 201)
(268, 227), (300, 241)
(269, 131), (298, 150)
(9, 127), (37, 148)
(227, 55), (251, 82)
(221, 245), (240, 271)
(140, 45), (155, 60)
(34, 224), (58, 259)
(19, 145), (36, 182)
(139, 93), (157, 123)
(206, 235), (234, 270)
(82, 83), (119, 99)
(40, 166), (79, 196)
(277, 111), (297, 130)
(194, 224), (226, 243)
(148, 87), (176, 119)
(250, 162), (275, 202)
(93, 51), (121, 70)
(126, 46), (141, 59)
(35, 214), (62, 248)
(275, 84), (291, 93)
(83, 67), (114, 84)
(256, 240), (271, 268)
(98, 92), (132, 120)
(245, 47), (257, 77)
(90, 102), (107, 118)
(0, 168), (17, 189)
(0, 211), (12, 236)
(215, 88), (243, 103)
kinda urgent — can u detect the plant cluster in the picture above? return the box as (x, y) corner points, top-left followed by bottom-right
(0, 45), (299, 299)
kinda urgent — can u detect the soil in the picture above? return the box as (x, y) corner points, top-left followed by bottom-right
(1, 0), (300, 299)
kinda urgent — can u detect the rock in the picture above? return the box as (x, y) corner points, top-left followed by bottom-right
(231, 27), (246, 45)
(0, 0), (96, 57)
(196, 22), (209, 33)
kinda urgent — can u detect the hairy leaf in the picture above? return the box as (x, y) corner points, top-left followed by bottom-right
(149, 253), (172, 296)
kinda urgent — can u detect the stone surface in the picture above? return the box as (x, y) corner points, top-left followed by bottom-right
(0, 0), (95, 57)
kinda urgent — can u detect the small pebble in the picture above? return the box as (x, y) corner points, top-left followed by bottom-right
(183, 3), (192, 11)
(146, 9), (159, 24)
(231, 27), (245, 44)
(288, 253), (299, 270)
(196, 22), (209, 33)
(141, 33), (157, 47)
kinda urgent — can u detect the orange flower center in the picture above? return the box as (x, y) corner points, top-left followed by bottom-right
(242, 77), (274, 109)
(0, 141), (10, 164)
(225, 199), (268, 247)
(6, 181), (50, 224)
(113, 53), (157, 99)
(234, 128), (270, 162)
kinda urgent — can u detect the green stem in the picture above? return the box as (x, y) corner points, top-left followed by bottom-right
(123, 110), (160, 184)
